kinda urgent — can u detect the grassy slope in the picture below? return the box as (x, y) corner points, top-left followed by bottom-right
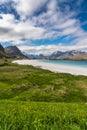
(0, 62), (87, 102)
(0, 61), (87, 129)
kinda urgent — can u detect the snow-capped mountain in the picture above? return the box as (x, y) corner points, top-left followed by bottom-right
(49, 50), (87, 60)
(23, 50), (87, 60)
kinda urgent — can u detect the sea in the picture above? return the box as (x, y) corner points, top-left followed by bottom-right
(39, 59), (87, 68)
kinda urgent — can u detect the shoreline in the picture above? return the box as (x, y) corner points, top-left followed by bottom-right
(12, 60), (87, 76)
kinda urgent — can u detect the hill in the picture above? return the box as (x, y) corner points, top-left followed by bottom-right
(5, 46), (27, 59)
(0, 62), (87, 102)
(0, 44), (9, 58)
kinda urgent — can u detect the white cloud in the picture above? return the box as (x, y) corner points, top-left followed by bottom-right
(0, 14), (45, 42)
(57, 19), (77, 29)
(13, 0), (48, 20)
(18, 43), (87, 55)
(0, 0), (10, 3)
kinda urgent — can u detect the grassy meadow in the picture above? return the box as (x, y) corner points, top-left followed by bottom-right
(0, 60), (87, 130)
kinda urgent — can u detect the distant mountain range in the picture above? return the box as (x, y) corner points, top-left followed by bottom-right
(24, 50), (87, 60)
(49, 50), (87, 60)
(1, 44), (87, 60)
(23, 52), (45, 59)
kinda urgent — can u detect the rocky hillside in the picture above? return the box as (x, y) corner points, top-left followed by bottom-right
(5, 46), (27, 59)
(0, 44), (9, 58)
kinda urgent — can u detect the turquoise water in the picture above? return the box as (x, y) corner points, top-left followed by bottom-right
(39, 60), (87, 68)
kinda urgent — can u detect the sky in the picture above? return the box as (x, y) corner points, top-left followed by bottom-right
(0, 0), (87, 55)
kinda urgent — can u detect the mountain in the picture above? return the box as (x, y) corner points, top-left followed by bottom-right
(0, 44), (9, 58)
(49, 50), (87, 60)
(0, 44), (4, 52)
(5, 46), (27, 59)
(23, 52), (45, 59)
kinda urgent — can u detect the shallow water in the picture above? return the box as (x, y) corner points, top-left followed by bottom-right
(39, 59), (87, 68)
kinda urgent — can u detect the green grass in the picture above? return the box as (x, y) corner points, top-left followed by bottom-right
(1, 101), (87, 130)
(0, 62), (87, 102)
(0, 61), (87, 129)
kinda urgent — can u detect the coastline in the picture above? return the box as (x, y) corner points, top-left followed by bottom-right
(12, 60), (87, 76)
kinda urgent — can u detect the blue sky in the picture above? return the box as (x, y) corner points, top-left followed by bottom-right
(0, 0), (87, 55)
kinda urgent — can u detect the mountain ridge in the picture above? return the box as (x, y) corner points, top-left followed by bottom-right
(5, 46), (27, 59)
(23, 50), (87, 60)
(49, 50), (87, 60)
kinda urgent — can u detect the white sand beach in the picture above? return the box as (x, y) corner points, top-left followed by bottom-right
(13, 60), (87, 76)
